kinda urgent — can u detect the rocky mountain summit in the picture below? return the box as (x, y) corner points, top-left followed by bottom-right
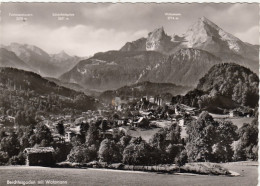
(120, 17), (258, 72)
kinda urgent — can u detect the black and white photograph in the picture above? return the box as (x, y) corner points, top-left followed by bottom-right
(0, 2), (259, 186)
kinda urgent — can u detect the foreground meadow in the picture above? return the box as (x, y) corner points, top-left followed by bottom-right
(0, 161), (257, 186)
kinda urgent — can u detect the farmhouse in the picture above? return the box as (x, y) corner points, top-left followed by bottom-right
(23, 147), (55, 166)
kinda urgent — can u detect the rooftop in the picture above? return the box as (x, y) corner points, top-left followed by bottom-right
(24, 147), (54, 154)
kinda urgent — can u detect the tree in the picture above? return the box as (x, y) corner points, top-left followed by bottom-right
(67, 144), (98, 163)
(139, 118), (150, 128)
(15, 111), (25, 126)
(166, 144), (183, 163)
(149, 123), (182, 163)
(56, 121), (65, 136)
(34, 123), (53, 146)
(186, 111), (240, 163)
(0, 151), (9, 165)
(85, 122), (100, 147)
(213, 121), (238, 162)
(8, 152), (26, 165)
(98, 139), (121, 163)
(119, 135), (132, 148)
(175, 149), (188, 172)
(0, 131), (20, 157)
(234, 114), (258, 161)
(185, 111), (218, 162)
(123, 139), (152, 165)
(79, 122), (89, 136)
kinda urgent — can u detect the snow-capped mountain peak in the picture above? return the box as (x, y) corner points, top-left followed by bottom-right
(184, 17), (241, 52)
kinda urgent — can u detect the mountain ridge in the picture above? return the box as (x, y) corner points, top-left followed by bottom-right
(2, 43), (85, 77)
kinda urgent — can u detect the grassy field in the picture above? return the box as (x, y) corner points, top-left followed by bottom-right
(126, 127), (161, 142)
(210, 113), (254, 129)
(0, 161), (257, 186)
(227, 117), (254, 128)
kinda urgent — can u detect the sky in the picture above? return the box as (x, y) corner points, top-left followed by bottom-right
(0, 3), (259, 57)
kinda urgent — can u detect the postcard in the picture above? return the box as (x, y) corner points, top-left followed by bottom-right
(0, 2), (259, 186)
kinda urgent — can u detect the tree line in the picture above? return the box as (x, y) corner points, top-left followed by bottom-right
(0, 111), (258, 166)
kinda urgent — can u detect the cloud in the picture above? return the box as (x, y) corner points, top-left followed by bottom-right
(235, 26), (259, 45)
(208, 4), (259, 34)
(1, 23), (148, 56)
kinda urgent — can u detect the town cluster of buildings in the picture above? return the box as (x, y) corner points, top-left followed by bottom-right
(111, 95), (171, 111)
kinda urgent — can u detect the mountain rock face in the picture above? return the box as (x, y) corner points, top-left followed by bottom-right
(138, 48), (222, 86)
(120, 38), (147, 52)
(60, 48), (222, 90)
(60, 51), (165, 91)
(2, 43), (84, 77)
(145, 27), (176, 53)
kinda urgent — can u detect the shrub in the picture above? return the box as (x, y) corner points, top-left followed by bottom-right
(0, 151), (9, 165)
(8, 152), (26, 165)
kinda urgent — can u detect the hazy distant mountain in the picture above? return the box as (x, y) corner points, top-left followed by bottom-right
(49, 50), (84, 74)
(45, 77), (85, 92)
(0, 48), (33, 71)
(2, 43), (84, 77)
(45, 77), (102, 97)
(4, 43), (56, 76)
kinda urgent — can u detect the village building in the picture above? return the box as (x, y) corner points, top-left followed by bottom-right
(23, 147), (55, 166)
(229, 110), (241, 117)
(154, 96), (163, 106)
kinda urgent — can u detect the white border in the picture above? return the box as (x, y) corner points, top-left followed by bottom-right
(0, 0), (259, 3)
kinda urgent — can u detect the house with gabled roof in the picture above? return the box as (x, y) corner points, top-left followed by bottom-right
(23, 147), (55, 166)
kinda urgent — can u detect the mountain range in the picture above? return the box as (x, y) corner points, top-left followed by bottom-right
(60, 17), (258, 91)
(0, 43), (85, 77)
(121, 17), (258, 65)
(0, 17), (259, 94)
